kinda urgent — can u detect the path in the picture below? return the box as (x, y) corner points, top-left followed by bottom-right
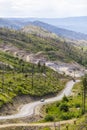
(0, 80), (80, 120)
(0, 119), (76, 128)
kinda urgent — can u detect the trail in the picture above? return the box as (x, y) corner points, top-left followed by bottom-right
(0, 119), (76, 128)
(0, 80), (80, 120)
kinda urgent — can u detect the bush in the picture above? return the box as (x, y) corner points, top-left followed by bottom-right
(75, 103), (81, 108)
(62, 95), (69, 102)
(46, 108), (49, 113)
(60, 112), (74, 120)
(56, 102), (60, 107)
(60, 113), (70, 120)
(59, 103), (69, 112)
(45, 115), (54, 122)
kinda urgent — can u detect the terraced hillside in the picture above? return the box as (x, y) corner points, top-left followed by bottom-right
(0, 27), (85, 64)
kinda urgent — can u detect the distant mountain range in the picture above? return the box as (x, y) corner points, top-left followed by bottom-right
(0, 16), (87, 33)
(31, 21), (87, 40)
(0, 16), (87, 40)
(31, 16), (87, 34)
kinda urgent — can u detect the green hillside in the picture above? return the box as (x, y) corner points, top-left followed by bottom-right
(0, 51), (69, 108)
(0, 27), (86, 107)
(0, 27), (85, 64)
(21, 24), (58, 39)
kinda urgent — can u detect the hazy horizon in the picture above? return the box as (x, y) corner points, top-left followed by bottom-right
(0, 15), (87, 19)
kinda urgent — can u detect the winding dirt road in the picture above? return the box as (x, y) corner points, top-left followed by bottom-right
(0, 80), (80, 120)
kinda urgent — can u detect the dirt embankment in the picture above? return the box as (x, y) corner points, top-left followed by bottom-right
(0, 95), (36, 116)
(0, 93), (56, 116)
(0, 95), (42, 124)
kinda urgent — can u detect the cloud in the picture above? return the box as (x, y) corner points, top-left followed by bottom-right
(0, 0), (87, 17)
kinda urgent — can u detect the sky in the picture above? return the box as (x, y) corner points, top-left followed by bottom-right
(0, 0), (87, 18)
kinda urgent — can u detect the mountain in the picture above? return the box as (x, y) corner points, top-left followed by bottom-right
(0, 18), (32, 29)
(0, 16), (87, 34)
(31, 16), (87, 34)
(32, 21), (87, 40)
(0, 26), (87, 110)
(0, 27), (83, 63)
(21, 24), (58, 39)
(21, 24), (87, 48)
(0, 18), (87, 40)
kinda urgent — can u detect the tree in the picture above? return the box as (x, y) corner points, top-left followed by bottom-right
(62, 95), (69, 102)
(40, 62), (46, 85)
(38, 61), (41, 73)
(81, 47), (84, 65)
(1, 64), (5, 90)
(82, 74), (87, 114)
(31, 64), (34, 89)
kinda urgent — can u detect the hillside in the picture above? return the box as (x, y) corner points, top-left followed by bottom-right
(26, 16), (87, 34)
(32, 21), (87, 40)
(0, 27), (84, 64)
(0, 22), (87, 129)
(21, 24), (58, 39)
(0, 50), (69, 109)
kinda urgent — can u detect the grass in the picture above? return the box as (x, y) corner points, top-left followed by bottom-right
(60, 114), (87, 130)
(40, 81), (86, 122)
(0, 51), (69, 108)
(0, 126), (52, 130)
(0, 71), (67, 107)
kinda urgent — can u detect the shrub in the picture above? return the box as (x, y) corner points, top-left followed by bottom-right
(59, 103), (69, 112)
(75, 103), (81, 108)
(45, 115), (54, 122)
(60, 113), (69, 120)
(62, 95), (69, 102)
(60, 112), (74, 120)
(56, 102), (60, 107)
(46, 108), (49, 113)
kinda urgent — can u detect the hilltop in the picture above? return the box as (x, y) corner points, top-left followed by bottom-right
(21, 24), (58, 39)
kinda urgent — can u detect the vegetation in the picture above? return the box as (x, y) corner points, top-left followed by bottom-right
(0, 51), (68, 108)
(39, 127), (51, 130)
(0, 126), (52, 130)
(41, 81), (85, 122)
(82, 74), (87, 114)
(0, 27), (87, 65)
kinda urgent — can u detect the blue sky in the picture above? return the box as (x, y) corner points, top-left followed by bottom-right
(0, 0), (87, 18)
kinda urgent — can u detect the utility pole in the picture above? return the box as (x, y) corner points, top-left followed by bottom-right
(31, 64), (34, 89)
(1, 64), (5, 90)
(82, 74), (87, 114)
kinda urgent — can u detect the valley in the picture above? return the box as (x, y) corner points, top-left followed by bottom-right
(0, 18), (87, 130)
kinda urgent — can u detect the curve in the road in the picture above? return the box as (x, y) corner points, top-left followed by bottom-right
(0, 80), (80, 120)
